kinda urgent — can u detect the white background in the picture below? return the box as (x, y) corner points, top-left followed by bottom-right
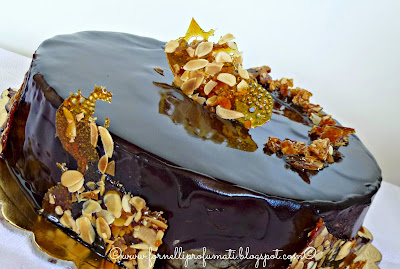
(1, 0), (400, 187)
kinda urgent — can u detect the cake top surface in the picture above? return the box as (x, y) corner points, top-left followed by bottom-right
(32, 31), (381, 202)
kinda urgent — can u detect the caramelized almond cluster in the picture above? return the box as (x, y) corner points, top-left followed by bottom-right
(288, 219), (381, 269)
(266, 138), (334, 171)
(44, 87), (168, 269)
(165, 19), (273, 128)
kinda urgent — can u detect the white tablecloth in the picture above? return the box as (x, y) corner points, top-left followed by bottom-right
(0, 48), (399, 268)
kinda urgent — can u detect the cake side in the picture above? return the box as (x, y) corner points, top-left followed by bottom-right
(2, 31), (382, 268)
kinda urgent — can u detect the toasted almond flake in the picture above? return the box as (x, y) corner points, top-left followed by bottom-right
(76, 216), (95, 244)
(76, 112), (84, 122)
(217, 73), (236, 87)
(227, 41), (237, 50)
(48, 193), (55, 205)
(173, 76), (183, 87)
(97, 209), (115, 225)
(216, 105), (244, 120)
(195, 42), (213, 57)
(130, 196), (146, 211)
(206, 95), (218, 106)
(335, 241), (352, 260)
(59, 210), (77, 231)
(67, 178), (85, 193)
(142, 216), (168, 230)
(215, 51), (232, 63)
(137, 250), (156, 269)
(96, 217), (111, 240)
(310, 113), (322, 125)
(190, 71), (204, 89)
(328, 145), (334, 155)
(204, 80), (218, 95)
(55, 206), (63, 215)
(86, 181), (96, 190)
(181, 71), (190, 81)
(134, 211), (143, 223)
(104, 192), (122, 218)
(82, 199), (102, 214)
(105, 160), (115, 176)
(181, 78), (197, 95)
(122, 194), (132, 213)
(205, 63), (224, 76)
(156, 230), (165, 242)
(238, 65), (250, 79)
(164, 40), (179, 53)
(196, 96), (206, 105)
(124, 215), (135, 226)
(98, 155), (108, 174)
(173, 64), (180, 73)
(218, 33), (235, 44)
(190, 93), (199, 101)
(133, 226), (157, 248)
(186, 47), (195, 57)
(183, 59), (209, 71)
(357, 227), (373, 240)
(90, 123), (98, 147)
(131, 243), (151, 250)
(98, 126), (114, 158)
(237, 80), (248, 91)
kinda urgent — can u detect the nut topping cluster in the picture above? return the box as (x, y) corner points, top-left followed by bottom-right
(288, 219), (381, 269)
(44, 87), (168, 269)
(165, 19), (273, 128)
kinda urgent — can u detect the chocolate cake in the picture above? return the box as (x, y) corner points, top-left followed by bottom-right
(0, 21), (381, 269)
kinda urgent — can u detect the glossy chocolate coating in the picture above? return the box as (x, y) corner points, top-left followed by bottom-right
(4, 31), (381, 268)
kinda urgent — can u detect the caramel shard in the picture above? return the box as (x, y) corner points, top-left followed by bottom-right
(98, 126), (114, 158)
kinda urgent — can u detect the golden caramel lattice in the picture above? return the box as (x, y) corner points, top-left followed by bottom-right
(165, 19), (273, 128)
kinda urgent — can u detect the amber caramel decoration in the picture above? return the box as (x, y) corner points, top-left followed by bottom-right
(56, 86), (112, 173)
(165, 18), (273, 128)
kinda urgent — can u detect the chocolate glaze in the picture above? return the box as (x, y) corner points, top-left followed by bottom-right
(4, 31), (381, 268)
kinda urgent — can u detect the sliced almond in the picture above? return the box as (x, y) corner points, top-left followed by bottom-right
(97, 209), (115, 225)
(186, 47), (195, 57)
(129, 196), (146, 212)
(164, 40), (179, 53)
(76, 112), (84, 122)
(216, 105), (244, 120)
(55, 206), (63, 215)
(113, 218), (126, 227)
(86, 181), (96, 190)
(217, 73), (236, 87)
(67, 178), (85, 193)
(173, 76), (183, 87)
(82, 199), (102, 214)
(189, 71), (204, 89)
(133, 226), (157, 248)
(134, 210), (142, 223)
(227, 41), (237, 50)
(173, 64), (180, 73)
(131, 243), (151, 250)
(142, 216), (168, 230)
(196, 96), (206, 105)
(206, 95), (218, 106)
(98, 126), (114, 158)
(195, 42), (213, 58)
(59, 210), (77, 232)
(215, 51), (232, 63)
(105, 160), (115, 176)
(96, 216), (111, 240)
(204, 80), (218, 95)
(124, 215), (135, 226)
(122, 194), (131, 213)
(137, 250), (156, 269)
(104, 192), (122, 218)
(48, 193), (55, 205)
(237, 80), (248, 91)
(205, 63), (224, 76)
(183, 59), (209, 71)
(335, 241), (352, 261)
(98, 155), (108, 174)
(180, 70), (190, 81)
(238, 65), (250, 79)
(181, 78), (197, 95)
(218, 33), (235, 44)
(156, 230), (165, 243)
(310, 113), (322, 125)
(90, 123), (98, 147)
(76, 216), (95, 244)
